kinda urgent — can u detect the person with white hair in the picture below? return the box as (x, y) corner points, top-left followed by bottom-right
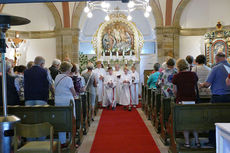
(49, 58), (61, 80)
(82, 62), (97, 121)
(24, 56), (54, 106)
(120, 67), (132, 111)
(0, 60), (19, 106)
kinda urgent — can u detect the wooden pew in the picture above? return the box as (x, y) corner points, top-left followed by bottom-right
(141, 84), (145, 111)
(1, 102), (76, 152)
(168, 103), (230, 153)
(159, 96), (172, 144)
(146, 88), (152, 119)
(153, 89), (161, 133)
(75, 99), (84, 145)
(150, 89), (156, 122)
(87, 92), (92, 127)
(81, 94), (89, 135)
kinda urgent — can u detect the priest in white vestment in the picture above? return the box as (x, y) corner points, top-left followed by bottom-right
(120, 67), (132, 111)
(113, 64), (123, 105)
(94, 61), (106, 104)
(130, 66), (139, 107)
(103, 67), (117, 110)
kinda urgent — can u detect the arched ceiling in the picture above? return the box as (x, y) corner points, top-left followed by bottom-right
(1, 3), (59, 31)
(180, 0), (230, 28)
(78, 1), (157, 42)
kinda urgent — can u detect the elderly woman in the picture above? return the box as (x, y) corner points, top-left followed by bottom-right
(172, 59), (200, 148)
(147, 63), (161, 89)
(70, 63), (85, 96)
(82, 63), (97, 121)
(55, 61), (77, 148)
(158, 58), (177, 97)
(192, 55), (211, 97)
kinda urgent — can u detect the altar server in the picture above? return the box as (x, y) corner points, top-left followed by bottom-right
(130, 66), (139, 107)
(94, 61), (106, 104)
(103, 67), (117, 110)
(120, 67), (132, 111)
(113, 64), (123, 104)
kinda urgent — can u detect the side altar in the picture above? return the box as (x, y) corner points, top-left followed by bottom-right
(205, 22), (230, 66)
(92, 13), (144, 67)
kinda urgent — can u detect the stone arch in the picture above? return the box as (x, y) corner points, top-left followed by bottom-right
(172, 0), (191, 27)
(0, 3), (62, 30)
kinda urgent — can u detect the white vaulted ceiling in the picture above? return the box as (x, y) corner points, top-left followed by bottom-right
(79, 1), (156, 42)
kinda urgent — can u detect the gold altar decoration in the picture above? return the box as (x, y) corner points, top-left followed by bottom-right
(92, 13), (144, 64)
(205, 22), (230, 65)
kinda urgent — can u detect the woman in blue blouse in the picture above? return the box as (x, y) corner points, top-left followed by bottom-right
(147, 63), (161, 89)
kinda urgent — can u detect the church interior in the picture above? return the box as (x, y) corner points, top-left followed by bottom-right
(0, 0), (230, 153)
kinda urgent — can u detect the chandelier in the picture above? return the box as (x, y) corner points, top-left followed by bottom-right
(84, 0), (152, 21)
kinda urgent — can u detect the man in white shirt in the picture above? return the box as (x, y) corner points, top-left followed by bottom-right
(130, 66), (139, 108)
(103, 67), (117, 110)
(94, 61), (106, 105)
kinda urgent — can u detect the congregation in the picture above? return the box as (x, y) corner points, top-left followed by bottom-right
(1, 51), (230, 149)
(147, 52), (230, 148)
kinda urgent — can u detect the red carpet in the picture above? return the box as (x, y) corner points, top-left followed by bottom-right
(90, 106), (161, 153)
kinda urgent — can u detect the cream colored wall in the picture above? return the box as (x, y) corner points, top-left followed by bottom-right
(179, 0), (230, 59)
(179, 36), (205, 59)
(2, 3), (57, 67)
(180, 0), (230, 28)
(2, 3), (55, 31)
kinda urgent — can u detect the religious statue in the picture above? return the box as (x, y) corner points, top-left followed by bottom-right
(8, 32), (26, 65)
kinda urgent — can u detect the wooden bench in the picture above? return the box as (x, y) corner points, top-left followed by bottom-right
(159, 96), (172, 144)
(150, 89), (156, 122)
(75, 99), (84, 145)
(1, 102), (76, 152)
(81, 94), (89, 135)
(146, 88), (152, 119)
(141, 84), (145, 111)
(152, 89), (161, 133)
(168, 103), (230, 153)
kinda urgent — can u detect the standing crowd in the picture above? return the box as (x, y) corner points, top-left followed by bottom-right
(0, 56), (140, 147)
(147, 52), (230, 148)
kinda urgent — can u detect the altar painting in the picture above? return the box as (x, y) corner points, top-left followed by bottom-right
(92, 13), (143, 64)
(102, 22), (134, 56)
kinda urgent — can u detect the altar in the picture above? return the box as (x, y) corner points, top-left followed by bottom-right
(204, 22), (230, 66)
(216, 123), (230, 153)
(92, 13), (143, 67)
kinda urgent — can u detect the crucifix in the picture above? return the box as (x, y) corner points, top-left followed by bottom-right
(8, 32), (26, 65)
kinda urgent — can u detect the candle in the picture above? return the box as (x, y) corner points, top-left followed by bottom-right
(116, 51), (118, 58)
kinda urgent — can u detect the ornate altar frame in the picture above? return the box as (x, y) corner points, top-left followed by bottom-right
(92, 13), (144, 66)
(204, 22), (230, 65)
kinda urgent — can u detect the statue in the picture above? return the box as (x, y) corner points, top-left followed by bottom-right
(8, 32), (26, 65)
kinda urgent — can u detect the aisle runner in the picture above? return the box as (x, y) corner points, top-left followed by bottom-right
(90, 106), (161, 153)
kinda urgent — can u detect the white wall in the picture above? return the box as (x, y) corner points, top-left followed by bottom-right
(2, 3), (55, 31)
(6, 38), (56, 68)
(179, 36), (205, 59)
(180, 0), (230, 28)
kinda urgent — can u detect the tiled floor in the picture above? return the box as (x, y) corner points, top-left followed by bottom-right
(77, 108), (168, 153)
(77, 110), (103, 153)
